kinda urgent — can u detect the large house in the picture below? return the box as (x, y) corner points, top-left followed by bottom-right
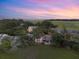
(35, 34), (52, 45)
(0, 34), (21, 50)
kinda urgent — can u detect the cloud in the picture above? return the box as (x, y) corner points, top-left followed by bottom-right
(26, 0), (74, 5)
(24, 0), (76, 9)
(48, 6), (79, 18)
(7, 6), (49, 16)
(1, 0), (79, 19)
(26, 0), (51, 3)
(6, 5), (79, 19)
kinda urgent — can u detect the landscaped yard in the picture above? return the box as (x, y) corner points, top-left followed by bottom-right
(0, 45), (79, 59)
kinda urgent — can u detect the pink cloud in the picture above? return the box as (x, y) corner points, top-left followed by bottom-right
(32, 0), (50, 3)
(7, 6), (49, 16)
(48, 6), (79, 18)
(26, 0), (74, 4)
(7, 6), (79, 19)
(26, 0), (51, 3)
(24, 0), (75, 8)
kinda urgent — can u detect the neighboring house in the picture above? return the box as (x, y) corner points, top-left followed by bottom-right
(10, 36), (21, 51)
(27, 26), (37, 32)
(43, 35), (52, 45)
(35, 34), (52, 45)
(0, 34), (9, 44)
(0, 34), (21, 50)
(35, 37), (43, 44)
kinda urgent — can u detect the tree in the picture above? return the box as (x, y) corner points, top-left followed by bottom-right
(35, 21), (57, 29)
(34, 21), (57, 37)
(24, 21), (34, 29)
(62, 23), (71, 40)
(52, 32), (64, 47)
(0, 19), (21, 34)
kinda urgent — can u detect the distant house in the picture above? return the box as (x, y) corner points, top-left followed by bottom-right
(27, 26), (37, 32)
(0, 34), (21, 50)
(35, 37), (43, 44)
(0, 34), (9, 44)
(35, 34), (52, 45)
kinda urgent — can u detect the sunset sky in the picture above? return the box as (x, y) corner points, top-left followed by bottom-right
(0, 0), (79, 19)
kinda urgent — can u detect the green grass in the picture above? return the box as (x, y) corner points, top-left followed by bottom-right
(0, 45), (79, 59)
(51, 21), (79, 30)
(37, 45), (79, 59)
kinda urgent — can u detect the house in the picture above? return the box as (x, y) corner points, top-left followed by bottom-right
(35, 33), (52, 45)
(35, 37), (43, 44)
(27, 26), (37, 32)
(0, 34), (21, 50)
(43, 35), (52, 45)
(0, 34), (9, 44)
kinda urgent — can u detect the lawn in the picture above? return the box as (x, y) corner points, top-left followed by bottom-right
(0, 45), (79, 59)
(52, 21), (79, 30)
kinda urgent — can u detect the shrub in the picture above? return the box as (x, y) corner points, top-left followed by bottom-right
(51, 32), (64, 47)
(0, 38), (11, 53)
(72, 43), (79, 51)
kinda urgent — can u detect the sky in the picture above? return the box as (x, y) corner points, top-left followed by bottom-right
(0, 0), (79, 19)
